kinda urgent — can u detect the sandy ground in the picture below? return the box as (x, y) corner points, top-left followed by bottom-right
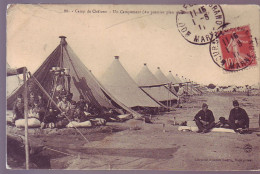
(6, 93), (260, 170)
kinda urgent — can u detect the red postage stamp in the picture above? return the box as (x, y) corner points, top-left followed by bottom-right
(210, 25), (257, 71)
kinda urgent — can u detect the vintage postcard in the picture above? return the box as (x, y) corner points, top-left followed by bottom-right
(6, 4), (260, 170)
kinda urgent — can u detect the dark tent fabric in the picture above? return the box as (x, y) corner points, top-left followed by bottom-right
(7, 37), (124, 112)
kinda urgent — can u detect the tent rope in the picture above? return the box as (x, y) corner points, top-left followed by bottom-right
(30, 73), (90, 143)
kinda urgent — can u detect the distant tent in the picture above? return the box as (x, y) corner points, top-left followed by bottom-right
(180, 76), (188, 83)
(166, 71), (181, 92)
(184, 79), (198, 95)
(100, 56), (160, 108)
(187, 80), (199, 95)
(174, 74), (183, 84)
(6, 63), (22, 97)
(135, 64), (177, 107)
(166, 71), (179, 85)
(194, 85), (202, 94)
(154, 68), (177, 95)
(251, 83), (260, 89)
(7, 36), (138, 116)
(179, 76), (195, 96)
(154, 67), (170, 84)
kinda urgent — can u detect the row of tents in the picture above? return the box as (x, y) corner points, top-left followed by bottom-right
(206, 85), (260, 93)
(7, 36), (203, 117)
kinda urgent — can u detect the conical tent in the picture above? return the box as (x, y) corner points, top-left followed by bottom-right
(175, 74), (183, 84)
(166, 71), (179, 85)
(187, 80), (199, 95)
(154, 67), (170, 85)
(191, 81), (201, 95)
(166, 71), (181, 93)
(181, 76), (189, 95)
(7, 37), (131, 113)
(100, 57), (160, 108)
(181, 76), (188, 83)
(154, 68), (177, 95)
(181, 77), (194, 95)
(135, 64), (177, 105)
(6, 63), (22, 97)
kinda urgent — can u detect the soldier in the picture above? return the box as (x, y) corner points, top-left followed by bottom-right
(194, 103), (215, 133)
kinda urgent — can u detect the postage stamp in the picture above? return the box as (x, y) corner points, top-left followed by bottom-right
(210, 25), (257, 71)
(176, 4), (225, 45)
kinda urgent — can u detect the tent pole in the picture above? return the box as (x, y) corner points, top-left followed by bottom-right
(191, 81), (193, 96)
(186, 83), (189, 98)
(170, 83), (172, 108)
(61, 42), (63, 68)
(23, 67), (29, 169)
(30, 74), (91, 143)
(167, 86), (170, 108)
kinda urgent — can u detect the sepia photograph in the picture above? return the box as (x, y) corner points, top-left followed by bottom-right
(5, 4), (260, 170)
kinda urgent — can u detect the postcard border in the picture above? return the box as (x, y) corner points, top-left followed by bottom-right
(1, 0), (260, 174)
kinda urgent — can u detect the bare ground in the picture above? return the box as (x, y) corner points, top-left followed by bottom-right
(6, 93), (260, 170)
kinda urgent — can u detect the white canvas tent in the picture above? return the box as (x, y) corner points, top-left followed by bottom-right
(154, 68), (177, 95)
(100, 57), (160, 108)
(187, 79), (200, 95)
(166, 71), (179, 85)
(174, 74), (183, 84)
(135, 64), (177, 107)
(7, 37), (143, 118)
(179, 76), (195, 96)
(154, 67), (170, 84)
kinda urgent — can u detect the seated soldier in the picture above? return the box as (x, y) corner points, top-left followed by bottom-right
(37, 93), (46, 108)
(67, 92), (73, 102)
(194, 103), (215, 133)
(73, 107), (89, 122)
(28, 100), (41, 120)
(56, 100), (76, 128)
(28, 92), (36, 109)
(12, 94), (24, 123)
(228, 100), (249, 132)
(41, 106), (59, 129)
(77, 95), (89, 112)
(66, 101), (77, 120)
(88, 103), (102, 115)
(35, 94), (46, 121)
(57, 95), (71, 113)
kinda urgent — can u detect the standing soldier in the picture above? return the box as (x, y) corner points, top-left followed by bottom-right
(177, 84), (184, 108)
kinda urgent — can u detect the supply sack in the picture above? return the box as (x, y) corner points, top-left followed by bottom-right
(66, 120), (92, 128)
(90, 118), (107, 126)
(15, 118), (41, 128)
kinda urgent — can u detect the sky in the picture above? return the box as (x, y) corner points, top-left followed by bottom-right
(6, 4), (260, 86)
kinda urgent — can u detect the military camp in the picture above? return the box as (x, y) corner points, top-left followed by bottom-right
(5, 4), (260, 171)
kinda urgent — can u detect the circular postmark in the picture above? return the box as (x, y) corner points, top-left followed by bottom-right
(210, 25), (257, 71)
(176, 4), (225, 45)
(243, 143), (252, 153)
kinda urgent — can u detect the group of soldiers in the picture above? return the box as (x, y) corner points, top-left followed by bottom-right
(12, 91), (103, 129)
(194, 100), (250, 133)
(11, 86), (250, 132)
